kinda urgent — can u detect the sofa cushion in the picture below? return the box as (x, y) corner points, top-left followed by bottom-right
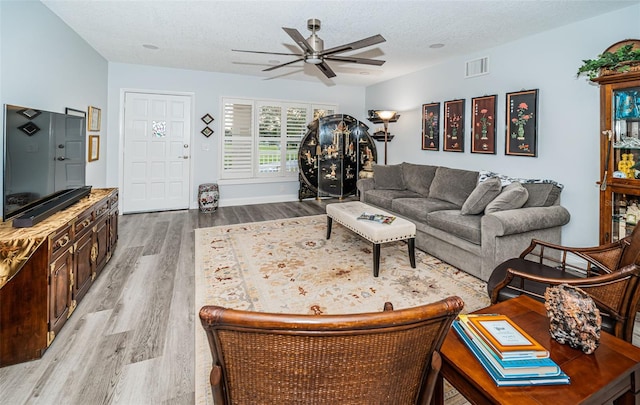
(522, 183), (562, 207)
(485, 182), (529, 214)
(426, 210), (482, 245)
(428, 167), (479, 207)
(401, 162), (438, 196)
(363, 189), (422, 211)
(461, 177), (502, 215)
(373, 164), (405, 190)
(391, 197), (460, 222)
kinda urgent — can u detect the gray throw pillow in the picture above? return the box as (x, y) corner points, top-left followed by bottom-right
(373, 164), (405, 190)
(461, 177), (502, 215)
(485, 182), (529, 214)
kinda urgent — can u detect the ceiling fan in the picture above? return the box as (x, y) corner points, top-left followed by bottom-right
(232, 18), (386, 79)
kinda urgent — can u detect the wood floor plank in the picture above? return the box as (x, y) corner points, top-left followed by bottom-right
(142, 220), (170, 256)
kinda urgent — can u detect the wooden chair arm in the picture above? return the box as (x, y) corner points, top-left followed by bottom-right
(519, 238), (627, 275)
(505, 266), (634, 286)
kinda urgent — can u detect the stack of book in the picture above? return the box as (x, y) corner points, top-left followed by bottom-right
(452, 314), (570, 386)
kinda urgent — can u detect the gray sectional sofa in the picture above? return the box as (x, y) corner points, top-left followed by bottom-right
(356, 162), (571, 281)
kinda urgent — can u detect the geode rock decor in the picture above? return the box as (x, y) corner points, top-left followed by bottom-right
(544, 284), (601, 354)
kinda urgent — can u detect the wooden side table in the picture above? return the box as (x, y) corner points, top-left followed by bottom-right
(434, 295), (640, 404)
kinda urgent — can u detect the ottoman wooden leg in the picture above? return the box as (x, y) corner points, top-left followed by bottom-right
(408, 238), (416, 268)
(373, 243), (381, 277)
(326, 217), (333, 239)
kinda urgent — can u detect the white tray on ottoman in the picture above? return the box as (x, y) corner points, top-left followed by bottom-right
(326, 201), (416, 277)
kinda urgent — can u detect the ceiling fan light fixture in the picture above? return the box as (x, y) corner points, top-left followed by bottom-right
(305, 54), (323, 65)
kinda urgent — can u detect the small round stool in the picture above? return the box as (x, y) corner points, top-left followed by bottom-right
(198, 183), (219, 213)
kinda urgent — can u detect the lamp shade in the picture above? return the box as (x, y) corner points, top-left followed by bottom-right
(376, 110), (397, 121)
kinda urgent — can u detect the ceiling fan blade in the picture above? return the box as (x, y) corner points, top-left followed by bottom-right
(325, 56), (386, 66)
(282, 27), (313, 53)
(263, 58), (304, 72)
(321, 34), (386, 57)
(315, 61), (336, 79)
(232, 49), (301, 57)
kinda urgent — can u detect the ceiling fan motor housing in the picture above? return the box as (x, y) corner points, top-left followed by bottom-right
(305, 18), (323, 62)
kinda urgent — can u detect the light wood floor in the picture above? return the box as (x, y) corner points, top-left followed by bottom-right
(0, 199), (336, 405)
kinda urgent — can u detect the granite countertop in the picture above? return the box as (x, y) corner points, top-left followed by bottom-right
(0, 188), (115, 289)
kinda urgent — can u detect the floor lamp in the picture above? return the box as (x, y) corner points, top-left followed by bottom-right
(376, 110), (397, 165)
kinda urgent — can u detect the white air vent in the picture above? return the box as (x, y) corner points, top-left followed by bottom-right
(465, 57), (489, 78)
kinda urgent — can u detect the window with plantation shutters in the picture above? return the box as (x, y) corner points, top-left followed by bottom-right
(221, 98), (337, 181)
(222, 100), (253, 179)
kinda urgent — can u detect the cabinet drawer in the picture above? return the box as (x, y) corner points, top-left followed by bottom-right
(75, 210), (94, 237)
(49, 225), (72, 260)
(95, 199), (109, 218)
(109, 192), (119, 208)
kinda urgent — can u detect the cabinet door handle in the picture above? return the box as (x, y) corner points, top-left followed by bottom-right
(57, 235), (70, 248)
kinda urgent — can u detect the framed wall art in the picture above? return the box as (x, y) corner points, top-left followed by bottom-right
(88, 106), (101, 132)
(201, 113), (214, 124)
(201, 126), (214, 137)
(444, 99), (465, 152)
(471, 95), (497, 154)
(65, 107), (86, 118)
(88, 135), (100, 162)
(422, 102), (440, 150)
(506, 89), (538, 157)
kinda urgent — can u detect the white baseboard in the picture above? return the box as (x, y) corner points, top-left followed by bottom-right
(191, 194), (300, 209)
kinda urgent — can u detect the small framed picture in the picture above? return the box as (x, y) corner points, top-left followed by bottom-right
(506, 89), (538, 157)
(201, 113), (214, 124)
(88, 135), (100, 162)
(422, 102), (440, 151)
(65, 108), (86, 118)
(444, 99), (465, 152)
(201, 126), (214, 137)
(88, 106), (101, 132)
(471, 95), (497, 154)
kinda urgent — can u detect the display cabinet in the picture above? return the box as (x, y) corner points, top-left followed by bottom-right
(298, 114), (377, 200)
(593, 46), (640, 243)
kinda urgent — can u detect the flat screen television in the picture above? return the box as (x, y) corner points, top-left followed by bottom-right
(3, 104), (90, 226)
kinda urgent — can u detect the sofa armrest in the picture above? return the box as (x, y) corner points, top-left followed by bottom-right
(482, 206), (571, 237)
(356, 178), (375, 194)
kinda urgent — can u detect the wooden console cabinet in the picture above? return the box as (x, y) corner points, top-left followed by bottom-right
(0, 188), (118, 367)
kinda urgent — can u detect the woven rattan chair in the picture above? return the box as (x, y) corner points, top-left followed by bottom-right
(199, 297), (464, 405)
(487, 226), (640, 342)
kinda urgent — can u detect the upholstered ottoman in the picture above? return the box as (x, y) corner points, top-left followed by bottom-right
(326, 201), (416, 277)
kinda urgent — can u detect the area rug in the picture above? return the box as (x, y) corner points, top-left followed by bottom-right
(194, 214), (490, 404)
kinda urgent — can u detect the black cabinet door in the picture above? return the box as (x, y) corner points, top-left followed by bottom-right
(298, 114), (377, 199)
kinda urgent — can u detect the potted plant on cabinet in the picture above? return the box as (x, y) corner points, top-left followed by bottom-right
(577, 40), (640, 80)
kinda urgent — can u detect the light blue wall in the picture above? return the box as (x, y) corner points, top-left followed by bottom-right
(107, 63), (366, 207)
(365, 4), (640, 247)
(0, 0), (108, 198)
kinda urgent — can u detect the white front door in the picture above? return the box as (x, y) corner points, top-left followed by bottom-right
(122, 92), (191, 213)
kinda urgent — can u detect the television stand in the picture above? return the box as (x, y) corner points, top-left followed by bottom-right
(12, 186), (92, 228)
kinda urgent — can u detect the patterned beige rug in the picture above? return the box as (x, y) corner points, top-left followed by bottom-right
(194, 215), (490, 404)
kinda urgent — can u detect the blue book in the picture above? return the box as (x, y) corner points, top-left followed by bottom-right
(452, 321), (570, 386)
(455, 319), (560, 376)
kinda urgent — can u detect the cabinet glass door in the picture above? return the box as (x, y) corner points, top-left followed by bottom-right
(612, 87), (640, 180)
(612, 192), (640, 241)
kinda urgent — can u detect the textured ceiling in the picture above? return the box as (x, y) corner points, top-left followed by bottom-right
(42, 0), (638, 86)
